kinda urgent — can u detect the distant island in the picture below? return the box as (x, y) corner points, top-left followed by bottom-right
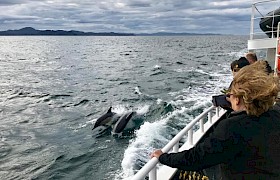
(0, 27), (135, 36)
(0, 27), (220, 36)
(136, 32), (220, 36)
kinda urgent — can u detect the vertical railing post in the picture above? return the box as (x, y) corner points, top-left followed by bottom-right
(188, 129), (193, 145)
(275, 22), (280, 75)
(173, 142), (179, 153)
(216, 107), (220, 117)
(208, 111), (212, 124)
(250, 4), (255, 40)
(149, 167), (157, 180)
(200, 118), (204, 133)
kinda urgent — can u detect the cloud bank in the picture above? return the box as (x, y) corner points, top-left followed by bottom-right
(0, 0), (278, 35)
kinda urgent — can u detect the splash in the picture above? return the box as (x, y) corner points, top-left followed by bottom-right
(153, 65), (161, 70)
(135, 105), (150, 115)
(227, 48), (248, 58)
(134, 86), (142, 95)
(115, 121), (167, 179)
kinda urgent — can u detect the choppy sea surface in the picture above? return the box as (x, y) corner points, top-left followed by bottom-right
(0, 36), (248, 180)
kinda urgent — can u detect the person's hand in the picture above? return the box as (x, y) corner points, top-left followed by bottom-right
(150, 149), (163, 159)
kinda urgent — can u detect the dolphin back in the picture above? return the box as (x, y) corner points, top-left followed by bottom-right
(112, 112), (134, 133)
(92, 107), (115, 129)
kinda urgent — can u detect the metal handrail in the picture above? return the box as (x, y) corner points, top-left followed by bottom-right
(254, 0), (277, 5)
(131, 106), (224, 180)
(250, 0), (279, 40)
(275, 22), (280, 74)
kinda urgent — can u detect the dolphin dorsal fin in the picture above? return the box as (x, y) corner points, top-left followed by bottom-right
(107, 107), (112, 113)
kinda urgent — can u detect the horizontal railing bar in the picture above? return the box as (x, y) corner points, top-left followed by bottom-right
(252, 14), (280, 20)
(253, 0), (277, 5)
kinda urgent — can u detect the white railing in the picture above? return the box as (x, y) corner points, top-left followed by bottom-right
(250, 0), (280, 40)
(131, 106), (226, 180)
(275, 22), (280, 74)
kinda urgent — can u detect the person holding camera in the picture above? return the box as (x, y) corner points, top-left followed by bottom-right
(151, 61), (280, 179)
(215, 57), (250, 110)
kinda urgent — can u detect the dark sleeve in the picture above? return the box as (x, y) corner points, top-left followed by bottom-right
(159, 118), (243, 171)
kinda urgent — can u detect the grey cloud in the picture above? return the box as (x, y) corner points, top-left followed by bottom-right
(0, 0), (27, 6)
(0, 0), (259, 34)
(127, 1), (151, 8)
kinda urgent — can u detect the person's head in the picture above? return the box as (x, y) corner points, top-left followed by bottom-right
(230, 57), (250, 76)
(264, 60), (273, 74)
(245, 52), (258, 64)
(228, 61), (279, 116)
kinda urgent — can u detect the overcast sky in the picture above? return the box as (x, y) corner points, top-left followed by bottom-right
(0, 0), (278, 35)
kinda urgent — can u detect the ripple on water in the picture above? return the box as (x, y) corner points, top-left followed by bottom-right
(0, 142), (12, 159)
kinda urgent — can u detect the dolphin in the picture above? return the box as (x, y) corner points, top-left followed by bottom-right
(112, 111), (135, 134)
(92, 107), (117, 130)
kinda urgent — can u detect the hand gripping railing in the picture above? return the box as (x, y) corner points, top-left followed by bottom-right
(131, 106), (225, 180)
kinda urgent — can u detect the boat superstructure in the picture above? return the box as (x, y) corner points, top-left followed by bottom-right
(131, 1), (280, 180)
(248, 0), (280, 73)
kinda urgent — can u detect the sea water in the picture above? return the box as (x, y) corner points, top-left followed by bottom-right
(0, 35), (248, 180)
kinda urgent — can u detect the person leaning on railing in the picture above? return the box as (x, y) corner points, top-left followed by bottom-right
(151, 61), (280, 179)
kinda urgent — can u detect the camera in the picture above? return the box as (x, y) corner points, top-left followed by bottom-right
(212, 94), (231, 109)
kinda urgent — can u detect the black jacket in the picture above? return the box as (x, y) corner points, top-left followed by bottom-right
(159, 109), (280, 179)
